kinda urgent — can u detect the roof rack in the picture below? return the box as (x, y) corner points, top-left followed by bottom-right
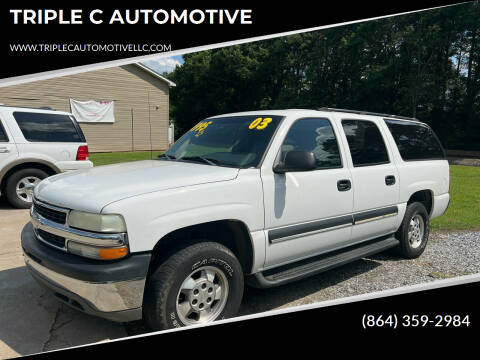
(317, 107), (418, 121)
(0, 104), (57, 111)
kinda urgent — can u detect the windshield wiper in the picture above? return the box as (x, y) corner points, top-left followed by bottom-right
(157, 154), (176, 160)
(180, 156), (219, 166)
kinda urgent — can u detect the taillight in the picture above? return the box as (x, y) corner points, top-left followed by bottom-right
(76, 145), (89, 161)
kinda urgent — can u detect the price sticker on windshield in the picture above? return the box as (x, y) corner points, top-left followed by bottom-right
(190, 121), (212, 137)
(249, 117), (272, 130)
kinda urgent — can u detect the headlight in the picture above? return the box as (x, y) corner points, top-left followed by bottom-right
(67, 241), (128, 260)
(68, 211), (127, 233)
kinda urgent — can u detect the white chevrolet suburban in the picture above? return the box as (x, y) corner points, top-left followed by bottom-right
(0, 106), (93, 208)
(21, 108), (450, 329)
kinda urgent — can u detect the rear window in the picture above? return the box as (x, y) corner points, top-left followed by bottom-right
(384, 119), (445, 161)
(0, 121), (7, 142)
(13, 112), (85, 143)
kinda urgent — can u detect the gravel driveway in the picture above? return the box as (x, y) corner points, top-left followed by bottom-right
(238, 230), (480, 314)
(125, 230), (480, 334)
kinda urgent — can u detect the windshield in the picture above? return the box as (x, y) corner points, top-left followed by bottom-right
(163, 115), (283, 168)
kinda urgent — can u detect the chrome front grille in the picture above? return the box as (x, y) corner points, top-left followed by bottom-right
(31, 199), (70, 251)
(33, 202), (67, 224)
(30, 200), (127, 252)
(37, 228), (66, 248)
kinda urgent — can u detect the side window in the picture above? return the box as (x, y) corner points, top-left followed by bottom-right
(341, 119), (389, 167)
(279, 118), (342, 169)
(0, 121), (8, 142)
(13, 112), (83, 143)
(384, 119), (445, 160)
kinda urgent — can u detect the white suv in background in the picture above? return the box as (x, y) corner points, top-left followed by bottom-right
(0, 105), (92, 208)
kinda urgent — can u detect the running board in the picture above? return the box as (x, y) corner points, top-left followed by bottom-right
(248, 236), (399, 288)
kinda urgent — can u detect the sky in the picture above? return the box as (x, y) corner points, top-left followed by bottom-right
(141, 55), (184, 75)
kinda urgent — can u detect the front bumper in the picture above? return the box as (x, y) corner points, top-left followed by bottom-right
(21, 222), (151, 322)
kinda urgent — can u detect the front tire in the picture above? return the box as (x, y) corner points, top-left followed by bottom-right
(394, 202), (430, 259)
(4, 168), (48, 209)
(143, 242), (244, 330)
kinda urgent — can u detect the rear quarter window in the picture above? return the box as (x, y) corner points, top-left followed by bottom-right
(13, 112), (85, 143)
(0, 121), (8, 142)
(384, 119), (445, 161)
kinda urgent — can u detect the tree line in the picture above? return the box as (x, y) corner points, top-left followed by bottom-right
(166, 2), (480, 150)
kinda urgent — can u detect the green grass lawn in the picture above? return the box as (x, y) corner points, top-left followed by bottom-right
(431, 165), (480, 231)
(89, 152), (479, 231)
(89, 151), (163, 166)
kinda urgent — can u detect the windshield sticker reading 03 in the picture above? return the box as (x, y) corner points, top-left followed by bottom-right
(249, 117), (272, 130)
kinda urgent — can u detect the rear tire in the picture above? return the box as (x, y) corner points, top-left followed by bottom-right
(143, 241), (244, 331)
(394, 202), (430, 259)
(4, 168), (48, 209)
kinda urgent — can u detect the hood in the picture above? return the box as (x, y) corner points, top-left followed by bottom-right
(35, 160), (239, 212)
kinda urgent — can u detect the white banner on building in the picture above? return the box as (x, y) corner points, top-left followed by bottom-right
(69, 99), (115, 123)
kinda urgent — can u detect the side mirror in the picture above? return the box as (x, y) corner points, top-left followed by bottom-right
(273, 150), (316, 173)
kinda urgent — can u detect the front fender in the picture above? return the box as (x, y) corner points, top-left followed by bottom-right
(102, 169), (265, 253)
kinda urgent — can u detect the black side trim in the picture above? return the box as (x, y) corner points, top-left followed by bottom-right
(353, 205), (398, 224)
(21, 222), (151, 283)
(268, 205), (399, 243)
(269, 214), (353, 243)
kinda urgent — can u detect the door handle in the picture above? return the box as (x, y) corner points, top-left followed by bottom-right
(385, 175), (396, 186)
(0, 147), (10, 153)
(337, 179), (351, 192)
